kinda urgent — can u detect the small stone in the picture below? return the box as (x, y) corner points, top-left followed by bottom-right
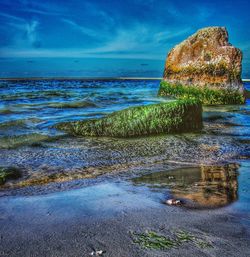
(165, 199), (182, 206)
(90, 250), (104, 256)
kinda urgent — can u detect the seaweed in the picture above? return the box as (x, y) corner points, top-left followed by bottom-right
(56, 98), (202, 137)
(131, 231), (178, 250)
(131, 230), (213, 251)
(158, 81), (245, 105)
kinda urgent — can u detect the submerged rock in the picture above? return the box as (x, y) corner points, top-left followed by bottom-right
(57, 99), (202, 137)
(0, 167), (22, 185)
(160, 27), (245, 104)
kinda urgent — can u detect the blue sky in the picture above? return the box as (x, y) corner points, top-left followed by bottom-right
(0, 0), (250, 76)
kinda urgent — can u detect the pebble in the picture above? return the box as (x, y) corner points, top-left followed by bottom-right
(165, 199), (182, 206)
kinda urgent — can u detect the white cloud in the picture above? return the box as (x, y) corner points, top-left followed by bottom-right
(0, 21), (192, 59)
(3, 18), (40, 48)
(0, 12), (25, 22)
(61, 19), (98, 38)
(26, 20), (39, 44)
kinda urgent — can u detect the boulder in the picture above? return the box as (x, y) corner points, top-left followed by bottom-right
(56, 98), (202, 137)
(160, 27), (245, 104)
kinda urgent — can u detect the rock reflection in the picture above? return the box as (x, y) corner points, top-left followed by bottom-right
(132, 163), (239, 208)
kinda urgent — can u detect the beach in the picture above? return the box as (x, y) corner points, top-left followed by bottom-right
(1, 166), (250, 257)
(0, 79), (250, 256)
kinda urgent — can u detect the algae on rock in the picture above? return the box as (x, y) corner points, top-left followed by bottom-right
(158, 81), (245, 105)
(57, 98), (202, 138)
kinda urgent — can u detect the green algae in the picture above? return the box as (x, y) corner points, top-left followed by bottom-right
(56, 98), (202, 137)
(158, 81), (245, 105)
(131, 231), (178, 250)
(0, 167), (22, 185)
(131, 230), (213, 251)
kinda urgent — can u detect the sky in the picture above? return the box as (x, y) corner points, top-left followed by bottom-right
(0, 0), (250, 77)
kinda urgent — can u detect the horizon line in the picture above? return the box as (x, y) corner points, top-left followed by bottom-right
(0, 77), (163, 81)
(0, 77), (249, 82)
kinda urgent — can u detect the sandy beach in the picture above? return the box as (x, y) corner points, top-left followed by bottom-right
(1, 173), (250, 257)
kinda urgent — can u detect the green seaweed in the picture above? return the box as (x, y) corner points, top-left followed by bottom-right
(131, 231), (178, 250)
(0, 167), (22, 185)
(131, 230), (213, 251)
(175, 230), (196, 243)
(56, 98), (202, 137)
(158, 81), (245, 105)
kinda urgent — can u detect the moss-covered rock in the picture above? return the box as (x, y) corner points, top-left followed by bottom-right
(158, 81), (245, 105)
(0, 167), (22, 185)
(57, 98), (202, 137)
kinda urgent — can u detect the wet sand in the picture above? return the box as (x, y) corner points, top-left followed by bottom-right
(1, 176), (250, 257)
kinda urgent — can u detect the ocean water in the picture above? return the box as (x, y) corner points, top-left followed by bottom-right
(0, 79), (249, 213)
(0, 57), (249, 79)
(0, 79), (249, 149)
(0, 79), (168, 148)
(0, 58), (165, 78)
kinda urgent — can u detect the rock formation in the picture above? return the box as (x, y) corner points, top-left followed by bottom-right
(163, 27), (243, 91)
(56, 98), (202, 137)
(160, 27), (245, 104)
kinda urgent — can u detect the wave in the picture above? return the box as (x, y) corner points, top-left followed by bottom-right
(0, 90), (76, 101)
(7, 99), (98, 110)
(0, 108), (16, 115)
(0, 119), (27, 129)
(0, 118), (43, 130)
(48, 100), (98, 109)
(0, 133), (60, 149)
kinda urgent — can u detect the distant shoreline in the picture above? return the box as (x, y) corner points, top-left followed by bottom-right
(0, 77), (249, 81)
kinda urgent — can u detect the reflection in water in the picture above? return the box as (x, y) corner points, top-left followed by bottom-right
(132, 163), (239, 208)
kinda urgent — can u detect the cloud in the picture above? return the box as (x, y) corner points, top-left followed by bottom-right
(0, 12), (25, 22)
(61, 19), (98, 38)
(26, 20), (39, 44)
(0, 0), (249, 74)
(2, 18), (41, 48)
(0, 20), (192, 59)
(19, 0), (67, 16)
(85, 23), (192, 57)
(154, 28), (192, 43)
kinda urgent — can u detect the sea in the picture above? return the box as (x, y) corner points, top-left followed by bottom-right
(0, 58), (250, 222)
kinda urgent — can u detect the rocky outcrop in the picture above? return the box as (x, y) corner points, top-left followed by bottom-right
(161, 27), (245, 103)
(56, 99), (202, 137)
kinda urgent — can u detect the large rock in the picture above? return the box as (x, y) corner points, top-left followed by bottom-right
(57, 99), (202, 138)
(163, 27), (244, 93)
